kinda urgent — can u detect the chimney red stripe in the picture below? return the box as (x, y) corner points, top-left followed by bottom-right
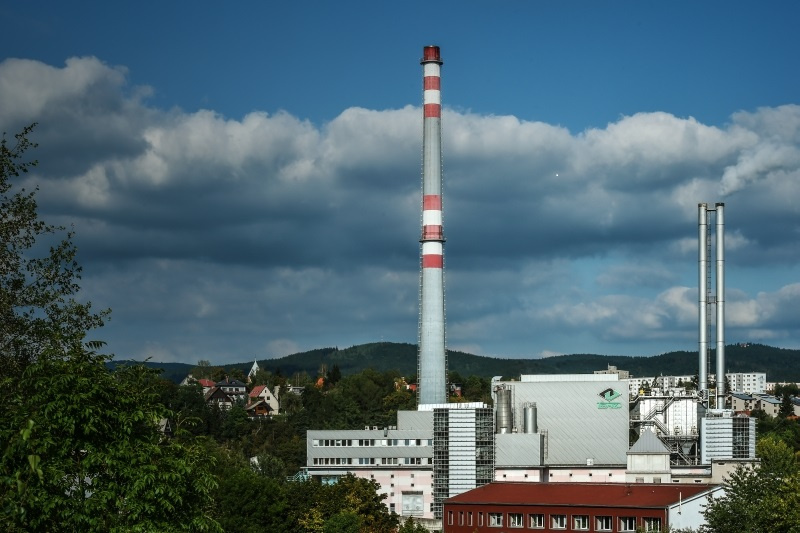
(422, 255), (443, 268)
(424, 104), (441, 118)
(424, 77), (441, 90)
(422, 225), (443, 240)
(423, 195), (442, 210)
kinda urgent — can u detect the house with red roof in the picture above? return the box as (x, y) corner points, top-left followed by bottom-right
(249, 384), (280, 413)
(442, 481), (721, 532)
(197, 378), (215, 394)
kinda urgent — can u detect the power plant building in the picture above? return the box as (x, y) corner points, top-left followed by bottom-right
(492, 375), (630, 479)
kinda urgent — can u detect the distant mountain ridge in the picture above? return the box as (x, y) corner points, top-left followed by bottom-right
(115, 342), (800, 384)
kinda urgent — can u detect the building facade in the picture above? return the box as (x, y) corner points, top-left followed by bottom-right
(429, 403), (494, 519)
(442, 482), (721, 532)
(700, 410), (756, 464)
(492, 375), (629, 475)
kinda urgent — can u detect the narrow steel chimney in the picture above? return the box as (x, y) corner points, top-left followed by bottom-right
(698, 202), (725, 407)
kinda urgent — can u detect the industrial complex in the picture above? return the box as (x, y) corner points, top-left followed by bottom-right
(303, 46), (758, 532)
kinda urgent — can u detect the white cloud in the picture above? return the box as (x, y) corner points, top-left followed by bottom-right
(2, 56), (799, 362)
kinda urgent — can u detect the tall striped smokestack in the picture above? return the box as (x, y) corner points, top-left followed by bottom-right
(417, 45), (447, 405)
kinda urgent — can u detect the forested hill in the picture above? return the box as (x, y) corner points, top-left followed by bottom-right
(117, 342), (800, 384)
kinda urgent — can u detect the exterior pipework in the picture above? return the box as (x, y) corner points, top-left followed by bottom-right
(417, 45), (447, 406)
(715, 203), (725, 407)
(698, 203), (708, 401)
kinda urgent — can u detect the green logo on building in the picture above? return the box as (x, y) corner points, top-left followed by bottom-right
(597, 388), (622, 409)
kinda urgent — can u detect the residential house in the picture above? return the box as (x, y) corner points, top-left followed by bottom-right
(753, 394), (781, 417)
(249, 384), (280, 413)
(215, 377), (248, 404)
(245, 400), (273, 418)
(204, 387), (235, 410)
(197, 378), (216, 395)
(179, 375), (216, 395)
(730, 392), (755, 414)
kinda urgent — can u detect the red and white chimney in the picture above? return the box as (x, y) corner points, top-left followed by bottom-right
(417, 45), (447, 405)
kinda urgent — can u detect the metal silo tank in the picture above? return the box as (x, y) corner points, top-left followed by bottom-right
(496, 387), (513, 434)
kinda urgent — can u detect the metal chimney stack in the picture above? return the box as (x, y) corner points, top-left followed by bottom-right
(417, 45), (447, 405)
(698, 202), (725, 407)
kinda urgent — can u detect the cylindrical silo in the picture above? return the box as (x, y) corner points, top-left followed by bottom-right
(496, 387), (513, 434)
(523, 402), (537, 434)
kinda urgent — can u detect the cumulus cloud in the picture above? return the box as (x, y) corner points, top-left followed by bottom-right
(2, 56), (799, 362)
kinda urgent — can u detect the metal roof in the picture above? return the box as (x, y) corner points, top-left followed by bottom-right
(629, 430), (671, 455)
(446, 482), (715, 508)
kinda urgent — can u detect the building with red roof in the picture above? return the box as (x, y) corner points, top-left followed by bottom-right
(249, 384), (280, 413)
(442, 481), (721, 532)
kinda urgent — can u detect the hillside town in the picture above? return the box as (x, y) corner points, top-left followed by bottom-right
(177, 358), (800, 532)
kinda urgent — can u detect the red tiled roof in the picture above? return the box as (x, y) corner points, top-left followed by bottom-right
(198, 379), (215, 387)
(249, 384), (266, 397)
(446, 482), (715, 509)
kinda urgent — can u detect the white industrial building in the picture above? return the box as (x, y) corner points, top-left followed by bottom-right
(306, 403), (493, 526)
(700, 410), (756, 465)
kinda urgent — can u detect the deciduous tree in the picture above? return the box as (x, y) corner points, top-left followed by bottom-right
(1, 124), (107, 379)
(702, 436), (800, 532)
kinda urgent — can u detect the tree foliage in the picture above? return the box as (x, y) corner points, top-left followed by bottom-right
(702, 436), (800, 533)
(1, 348), (221, 531)
(1, 124), (107, 379)
(290, 474), (397, 533)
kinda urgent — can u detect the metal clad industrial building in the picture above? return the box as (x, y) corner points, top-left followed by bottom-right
(494, 376), (629, 467)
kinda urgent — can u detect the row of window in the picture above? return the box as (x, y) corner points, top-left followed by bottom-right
(312, 457), (429, 465)
(447, 511), (661, 532)
(312, 439), (432, 447)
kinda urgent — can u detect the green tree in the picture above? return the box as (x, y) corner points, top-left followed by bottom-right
(292, 475), (397, 533)
(1, 124), (107, 379)
(702, 436), (800, 532)
(323, 511), (362, 533)
(1, 348), (221, 531)
(397, 517), (429, 533)
(779, 391), (794, 418)
(327, 363), (342, 386)
(209, 444), (289, 532)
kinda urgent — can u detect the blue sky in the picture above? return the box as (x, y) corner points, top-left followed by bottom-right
(2, 1), (799, 364)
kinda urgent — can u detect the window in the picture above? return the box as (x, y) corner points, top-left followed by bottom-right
(489, 512), (503, 527)
(448, 511), (453, 525)
(643, 517), (662, 531)
(508, 513), (523, 528)
(529, 514), (545, 528)
(479, 512), (484, 526)
(619, 517), (637, 532)
(595, 516), (612, 531)
(459, 512), (464, 526)
(573, 515), (589, 530)
(551, 514), (566, 529)
(468, 512), (473, 526)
